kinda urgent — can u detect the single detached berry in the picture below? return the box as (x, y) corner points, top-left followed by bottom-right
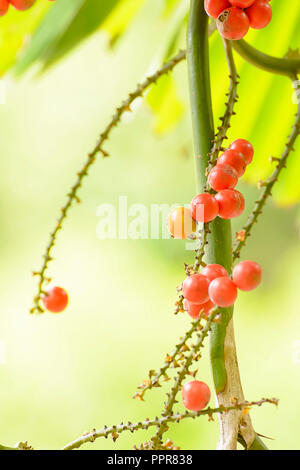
(217, 149), (247, 178)
(208, 164), (238, 192)
(209, 277), (237, 308)
(10, 0), (36, 10)
(230, 139), (254, 165)
(190, 193), (219, 223)
(217, 7), (250, 40)
(215, 189), (245, 219)
(246, 0), (272, 30)
(0, 0), (9, 16)
(42, 286), (69, 313)
(204, 0), (230, 19)
(229, 0), (255, 7)
(182, 274), (210, 305)
(201, 264), (228, 282)
(184, 299), (215, 319)
(233, 260), (262, 291)
(167, 207), (196, 240)
(182, 380), (211, 411)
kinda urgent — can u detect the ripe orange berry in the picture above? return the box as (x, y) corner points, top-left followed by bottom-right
(229, 0), (255, 7)
(208, 164), (238, 192)
(246, 0), (272, 30)
(201, 264), (228, 282)
(10, 0), (36, 10)
(0, 0), (9, 15)
(232, 260), (262, 291)
(42, 286), (69, 313)
(215, 189), (245, 219)
(217, 7), (250, 40)
(183, 274), (210, 305)
(184, 299), (215, 319)
(217, 149), (247, 178)
(182, 380), (211, 411)
(190, 193), (219, 223)
(208, 277), (237, 308)
(167, 207), (196, 239)
(204, 0), (231, 19)
(230, 139), (254, 165)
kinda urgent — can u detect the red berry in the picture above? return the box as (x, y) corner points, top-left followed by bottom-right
(230, 139), (254, 165)
(184, 299), (215, 319)
(246, 0), (272, 30)
(208, 164), (238, 192)
(232, 260), (262, 291)
(167, 207), (196, 240)
(10, 0), (36, 10)
(182, 380), (211, 411)
(0, 0), (9, 15)
(204, 0), (230, 19)
(209, 277), (237, 308)
(215, 189), (245, 219)
(201, 264), (228, 282)
(229, 0), (255, 7)
(182, 274), (210, 304)
(217, 7), (250, 40)
(190, 193), (219, 223)
(42, 286), (68, 313)
(217, 149), (247, 178)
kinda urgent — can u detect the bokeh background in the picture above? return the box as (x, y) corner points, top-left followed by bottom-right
(0, 0), (300, 450)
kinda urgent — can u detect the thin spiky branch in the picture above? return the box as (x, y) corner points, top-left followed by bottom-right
(207, 39), (239, 173)
(62, 398), (277, 450)
(233, 78), (300, 260)
(151, 307), (222, 448)
(31, 50), (187, 314)
(134, 317), (202, 401)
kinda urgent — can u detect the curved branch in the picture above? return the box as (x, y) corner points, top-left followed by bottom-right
(31, 50), (186, 314)
(232, 39), (300, 78)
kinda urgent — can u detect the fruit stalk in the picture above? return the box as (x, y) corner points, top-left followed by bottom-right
(187, 0), (258, 449)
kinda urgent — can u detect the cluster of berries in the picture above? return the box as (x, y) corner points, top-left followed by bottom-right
(183, 260), (262, 315)
(167, 139), (253, 240)
(0, 0), (55, 16)
(205, 0), (272, 40)
(42, 286), (68, 314)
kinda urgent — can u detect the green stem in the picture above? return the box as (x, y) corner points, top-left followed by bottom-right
(232, 39), (300, 78)
(187, 0), (232, 395)
(187, 0), (214, 192)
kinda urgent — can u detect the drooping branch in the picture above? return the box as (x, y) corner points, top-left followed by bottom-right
(233, 78), (300, 260)
(62, 398), (277, 450)
(31, 50), (187, 314)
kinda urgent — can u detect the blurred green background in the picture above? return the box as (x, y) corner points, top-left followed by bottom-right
(0, 0), (300, 450)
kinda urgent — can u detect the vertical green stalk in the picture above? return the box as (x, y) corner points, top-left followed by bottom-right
(187, 0), (232, 394)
